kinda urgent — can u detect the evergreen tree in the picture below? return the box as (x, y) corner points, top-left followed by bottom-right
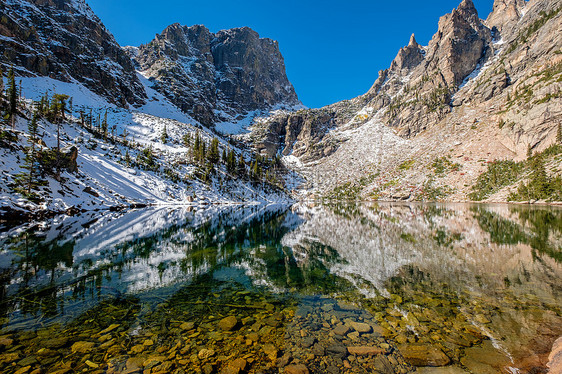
(51, 94), (69, 181)
(51, 94), (69, 123)
(182, 132), (191, 146)
(226, 150), (236, 174)
(125, 149), (131, 167)
(207, 137), (219, 164)
(161, 125), (168, 144)
(199, 140), (206, 164)
(222, 148), (227, 164)
(237, 154), (246, 176)
(251, 160), (261, 179)
(14, 113), (44, 200)
(0, 66), (4, 112)
(193, 131), (201, 161)
(101, 109), (108, 140)
(529, 155), (550, 199)
(526, 144), (533, 158)
(7, 66), (17, 126)
(557, 123), (562, 144)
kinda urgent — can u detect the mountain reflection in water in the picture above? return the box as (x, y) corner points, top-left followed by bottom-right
(0, 202), (560, 373)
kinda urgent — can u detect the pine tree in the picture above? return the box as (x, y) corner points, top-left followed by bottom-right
(222, 148), (227, 164)
(161, 125), (168, 144)
(7, 66), (17, 127)
(51, 94), (69, 181)
(207, 137), (219, 164)
(125, 149), (131, 167)
(557, 123), (562, 144)
(0, 66), (4, 112)
(14, 113), (44, 200)
(526, 144), (533, 158)
(226, 150), (236, 174)
(528, 155), (550, 199)
(251, 160), (261, 179)
(193, 131), (201, 161)
(182, 132), (191, 146)
(237, 154), (246, 176)
(101, 109), (108, 140)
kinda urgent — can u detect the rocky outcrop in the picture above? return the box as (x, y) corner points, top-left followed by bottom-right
(133, 24), (301, 126)
(251, 0), (561, 202)
(0, 0), (147, 107)
(486, 0), (527, 37)
(548, 337), (562, 374)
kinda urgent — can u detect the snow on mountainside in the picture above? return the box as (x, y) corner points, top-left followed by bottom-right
(0, 0), (147, 107)
(131, 24), (303, 129)
(0, 74), (292, 218)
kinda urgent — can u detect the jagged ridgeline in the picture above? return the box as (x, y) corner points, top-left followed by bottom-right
(0, 0), (302, 216)
(0, 0), (146, 107)
(251, 0), (562, 202)
(128, 24), (302, 126)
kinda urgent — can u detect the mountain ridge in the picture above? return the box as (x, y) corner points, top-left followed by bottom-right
(249, 0), (562, 202)
(129, 22), (302, 128)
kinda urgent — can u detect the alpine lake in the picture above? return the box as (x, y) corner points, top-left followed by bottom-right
(0, 202), (560, 374)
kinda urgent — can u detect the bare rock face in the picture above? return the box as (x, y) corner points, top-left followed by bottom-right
(423, 0), (493, 88)
(0, 0), (147, 107)
(486, 0), (527, 37)
(134, 24), (301, 126)
(389, 34), (425, 75)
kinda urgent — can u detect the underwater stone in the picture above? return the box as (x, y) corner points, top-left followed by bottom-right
(347, 346), (387, 356)
(285, 364), (310, 374)
(70, 341), (95, 354)
(398, 344), (451, 367)
(349, 322), (372, 334)
(219, 316), (238, 331)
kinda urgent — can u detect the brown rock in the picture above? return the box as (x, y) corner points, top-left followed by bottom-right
(126, 357), (145, 370)
(218, 316), (238, 331)
(70, 341), (95, 354)
(219, 358), (247, 374)
(349, 321), (372, 334)
(180, 322), (195, 331)
(548, 336), (562, 374)
(263, 343), (278, 361)
(333, 325), (350, 336)
(347, 346), (387, 356)
(399, 344), (451, 367)
(43, 337), (69, 349)
(285, 364), (310, 374)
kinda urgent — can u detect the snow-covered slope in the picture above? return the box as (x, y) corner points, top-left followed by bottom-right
(0, 75), (292, 217)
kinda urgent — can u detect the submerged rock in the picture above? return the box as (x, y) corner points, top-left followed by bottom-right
(218, 316), (239, 331)
(70, 341), (95, 354)
(285, 364), (310, 374)
(398, 344), (451, 367)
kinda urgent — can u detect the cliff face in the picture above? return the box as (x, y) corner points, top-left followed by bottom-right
(252, 0), (562, 201)
(132, 24), (301, 126)
(0, 0), (147, 107)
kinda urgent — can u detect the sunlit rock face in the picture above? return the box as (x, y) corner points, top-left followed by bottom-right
(132, 24), (301, 126)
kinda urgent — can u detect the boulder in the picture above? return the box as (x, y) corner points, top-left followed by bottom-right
(398, 344), (451, 367)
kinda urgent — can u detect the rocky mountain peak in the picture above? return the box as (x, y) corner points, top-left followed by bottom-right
(426, 0), (492, 88)
(134, 24), (301, 126)
(408, 33), (418, 47)
(0, 0), (147, 107)
(389, 34), (425, 75)
(486, 0), (527, 37)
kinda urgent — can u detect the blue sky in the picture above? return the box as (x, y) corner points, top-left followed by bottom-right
(87, 0), (494, 108)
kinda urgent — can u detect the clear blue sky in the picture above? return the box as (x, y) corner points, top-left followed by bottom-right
(87, 0), (494, 108)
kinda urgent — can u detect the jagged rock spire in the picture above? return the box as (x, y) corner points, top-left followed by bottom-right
(408, 33), (418, 47)
(486, 0), (527, 36)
